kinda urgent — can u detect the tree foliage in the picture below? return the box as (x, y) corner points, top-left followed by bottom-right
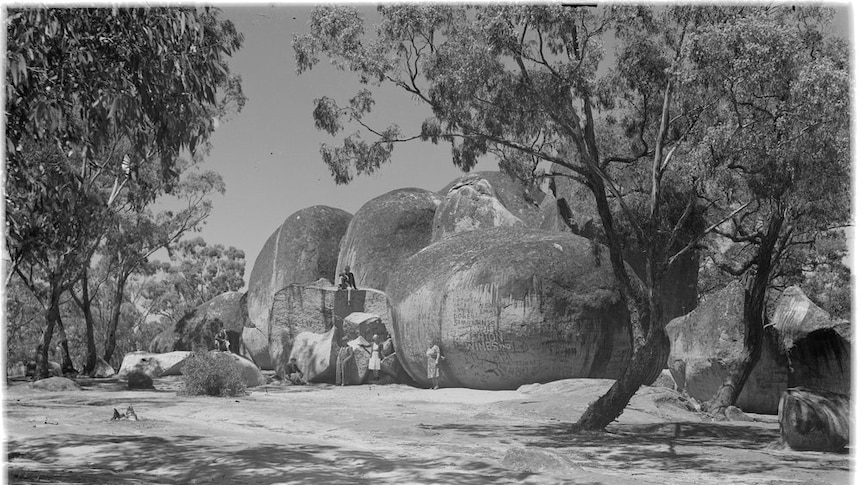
(6, 7), (244, 184)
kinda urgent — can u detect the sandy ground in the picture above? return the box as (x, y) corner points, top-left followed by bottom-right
(3, 375), (852, 485)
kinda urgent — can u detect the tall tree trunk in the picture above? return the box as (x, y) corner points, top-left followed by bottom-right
(54, 314), (77, 375)
(706, 212), (784, 416)
(36, 284), (61, 379)
(74, 269), (99, 375)
(103, 272), (128, 365)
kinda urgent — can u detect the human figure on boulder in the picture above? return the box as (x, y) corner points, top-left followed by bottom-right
(426, 341), (445, 390)
(214, 328), (230, 352)
(367, 334), (382, 381)
(338, 265), (358, 290)
(285, 357), (305, 385)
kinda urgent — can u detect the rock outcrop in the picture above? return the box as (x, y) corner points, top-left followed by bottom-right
(432, 172), (544, 243)
(127, 371), (155, 390)
(92, 357), (116, 378)
(268, 282), (391, 379)
(118, 351), (192, 379)
(30, 376), (81, 391)
(246, 206), (352, 338)
(771, 286), (851, 396)
(779, 387), (850, 452)
(239, 327), (272, 370)
(217, 352), (266, 388)
(149, 291), (249, 355)
(666, 281), (787, 414)
(335, 188), (441, 291)
(387, 226), (633, 390)
(289, 326), (339, 383)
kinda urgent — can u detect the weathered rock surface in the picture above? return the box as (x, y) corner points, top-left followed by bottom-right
(771, 286), (851, 396)
(387, 226), (633, 390)
(666, 281), (787, 414)
(127, 371), (155, 390)
(335, 188), (441, 291)
(239, 327), (273, 370)
(432, 172), (544, 243)
(217, 351), (266, 388)
(30, 376), (81, 391)
(342, 312), (389, 344)
(289, 327), (338, 383)
(92, 357), (116, 378)
(246, 206), (352, 337)
(269, 282), (391, 379)
(779, 387), (850, 452)
(118, 351), (192, 378)
(149, 292), (249, 355)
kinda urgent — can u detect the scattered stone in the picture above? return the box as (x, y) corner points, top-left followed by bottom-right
(246, 205), (352, 339)
(127, 371), (155, 390)
(387, 227), (633, 390)
(29, 376), (81, 392)
(92, 357), (116, 378)
(779, 387), (850, 452)
(336, 188), (441, 291)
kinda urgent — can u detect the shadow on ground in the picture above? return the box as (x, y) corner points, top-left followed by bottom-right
(7, 432), (538, 485)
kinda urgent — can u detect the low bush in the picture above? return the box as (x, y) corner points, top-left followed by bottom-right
(180, 352), (246, 397)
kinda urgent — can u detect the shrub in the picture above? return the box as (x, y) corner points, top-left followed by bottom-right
(180, 352), (246, 397)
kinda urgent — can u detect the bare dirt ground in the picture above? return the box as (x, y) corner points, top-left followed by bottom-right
(4, 375), (852, 485)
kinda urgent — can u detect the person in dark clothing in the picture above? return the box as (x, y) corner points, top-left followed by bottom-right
(215, 328), (230, 352)
(285, 358), (305, 385)
(338, 265), (358, 290)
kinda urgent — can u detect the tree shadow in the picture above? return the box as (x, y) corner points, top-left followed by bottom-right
(425, 420), (850, 477)
(7, 432), (540, 484)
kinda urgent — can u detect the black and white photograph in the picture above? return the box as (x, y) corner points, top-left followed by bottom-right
(3, 2), (854, 484)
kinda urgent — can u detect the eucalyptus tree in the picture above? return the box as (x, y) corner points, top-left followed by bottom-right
(293, 5), (848, 430)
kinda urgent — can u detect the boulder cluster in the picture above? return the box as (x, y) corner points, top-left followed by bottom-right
(132, 169), (849, 438)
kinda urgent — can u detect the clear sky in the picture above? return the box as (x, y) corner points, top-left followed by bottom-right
(195, 5), (496, 288)
(185, 4), (853, 289)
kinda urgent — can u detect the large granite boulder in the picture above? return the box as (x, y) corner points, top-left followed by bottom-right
(779, 387), (850, 452)
(335, 188), (441, 291)
(432, 172), (544, 243)
(666, 281), (787, 414)
(342, 312), (389, 344)
(771, 286), (851, 396)
(217, 352), (266, 388)
(149, 292), (249, 354)
(118, 351), (192, 378)
(268, 281), (391, 379)
(289, 326), (339, 383)
(387, 226), (633, 390)
(239, 327), (273, 370)
(92, 357), (116, 378)
(246, 206), (352, 337)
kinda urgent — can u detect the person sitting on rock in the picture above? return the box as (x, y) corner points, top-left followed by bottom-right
(285, 358), (305, 385)
(214, 328), (230, 352)
(338, 265), (358, 290)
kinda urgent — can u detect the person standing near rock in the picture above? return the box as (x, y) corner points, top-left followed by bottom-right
(367, 334), (382, 381)
(336, 336), (355, 386)
(426, 341), (444, 389)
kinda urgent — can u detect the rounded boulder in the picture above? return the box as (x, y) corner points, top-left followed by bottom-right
(386, 227), (632, 390)
(335, 188), (441, 290)
(432, 172), (544, 243)
(247, 206), (352, 335)
(149, 291), (249, 354)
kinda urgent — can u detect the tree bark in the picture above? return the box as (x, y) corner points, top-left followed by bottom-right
(36, 284), (61, 379)
(706, 212), (783, 416)
(54, 313), (77, 375)
(102, 272), (128, 365)
(74, 269), (99, 376)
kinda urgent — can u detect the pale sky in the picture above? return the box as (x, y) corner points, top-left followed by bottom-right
(182, 4), (854, 289)
(195, 5), (497, 288)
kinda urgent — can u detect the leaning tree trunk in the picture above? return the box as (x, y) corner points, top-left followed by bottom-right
(73, 270), (99, 375)
(705, 212), (783, 417)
